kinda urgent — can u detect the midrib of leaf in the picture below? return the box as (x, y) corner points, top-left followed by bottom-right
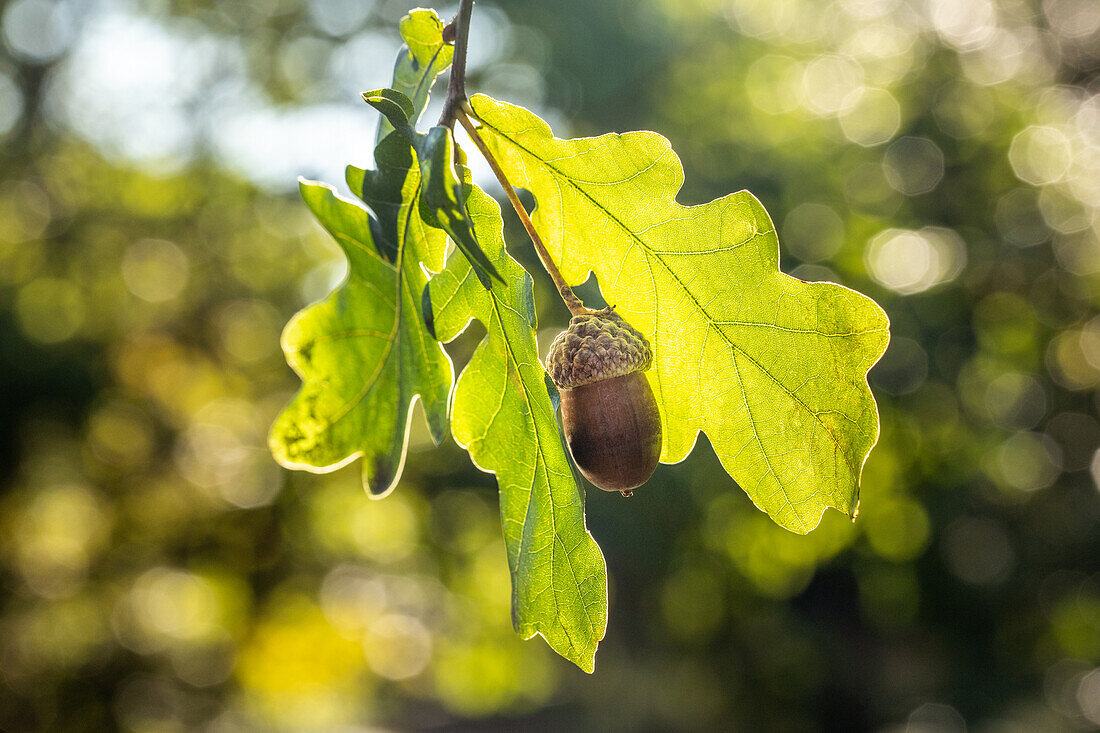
(712, 321), (889, 337)
(474, 117), (741, 331)
(494, 292), (584, 645)
(475, 112), (870, 483)
(445, 261), (596, 659)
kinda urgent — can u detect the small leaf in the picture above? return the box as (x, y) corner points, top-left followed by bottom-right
(470, 94), (891, 534)
(362, 88), (414, 130)
(379, 8), (454, 143)
(414, 126), (503, 287)
(428, 181), (608, 673)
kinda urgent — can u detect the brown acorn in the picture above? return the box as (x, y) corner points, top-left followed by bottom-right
(546, 308), (662, 496)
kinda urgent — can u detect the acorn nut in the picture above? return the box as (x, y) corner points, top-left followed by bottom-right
(546, 308), (662, 496)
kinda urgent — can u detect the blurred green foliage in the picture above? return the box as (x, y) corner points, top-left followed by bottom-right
(0, 0), (1098, 730)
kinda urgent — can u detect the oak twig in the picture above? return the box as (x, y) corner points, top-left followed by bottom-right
(438, 0), (472, 130)
(439, 0), (588, 316)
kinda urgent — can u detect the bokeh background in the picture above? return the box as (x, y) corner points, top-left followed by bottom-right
(1, 0), (1099, 730)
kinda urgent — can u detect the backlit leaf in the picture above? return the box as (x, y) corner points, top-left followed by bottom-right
(269, 17), (455, 497)
(268, 174), (450, 496)
(469, 94), (890, 533)
(426, 181), (607, 672)
(363, 89), (503, 286)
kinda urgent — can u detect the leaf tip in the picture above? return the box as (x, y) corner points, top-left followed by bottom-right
(522, 627), (599, 674)
(564, 637), (599, 674)
(577, 648), (597, 674)
(364, 460), (401, 500)
(364, 442), (401, 500)
(362, 88), (414, 130)
(295, 176), (322, 196)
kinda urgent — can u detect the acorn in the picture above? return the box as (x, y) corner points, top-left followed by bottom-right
(546, 308), (662, 496)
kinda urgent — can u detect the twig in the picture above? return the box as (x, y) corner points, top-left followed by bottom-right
(439, 0), (588, 316)
(438, 0), (473, 130)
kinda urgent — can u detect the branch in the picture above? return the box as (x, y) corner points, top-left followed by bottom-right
(438, 0), (474, 129)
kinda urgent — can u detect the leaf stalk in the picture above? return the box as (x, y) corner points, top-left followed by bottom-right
(457, 107), (589, 316)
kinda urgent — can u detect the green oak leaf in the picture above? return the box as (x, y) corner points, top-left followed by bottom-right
(270, 176), (451, 497)
(377, 8), (454, 143)
(270, 7), (457, 495)
(269, 175), (451, 496)
(469, 94), (891, 533)
(426, 181), (607, 672)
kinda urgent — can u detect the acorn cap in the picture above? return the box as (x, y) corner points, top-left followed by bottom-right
(546, 308), (652, 390)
